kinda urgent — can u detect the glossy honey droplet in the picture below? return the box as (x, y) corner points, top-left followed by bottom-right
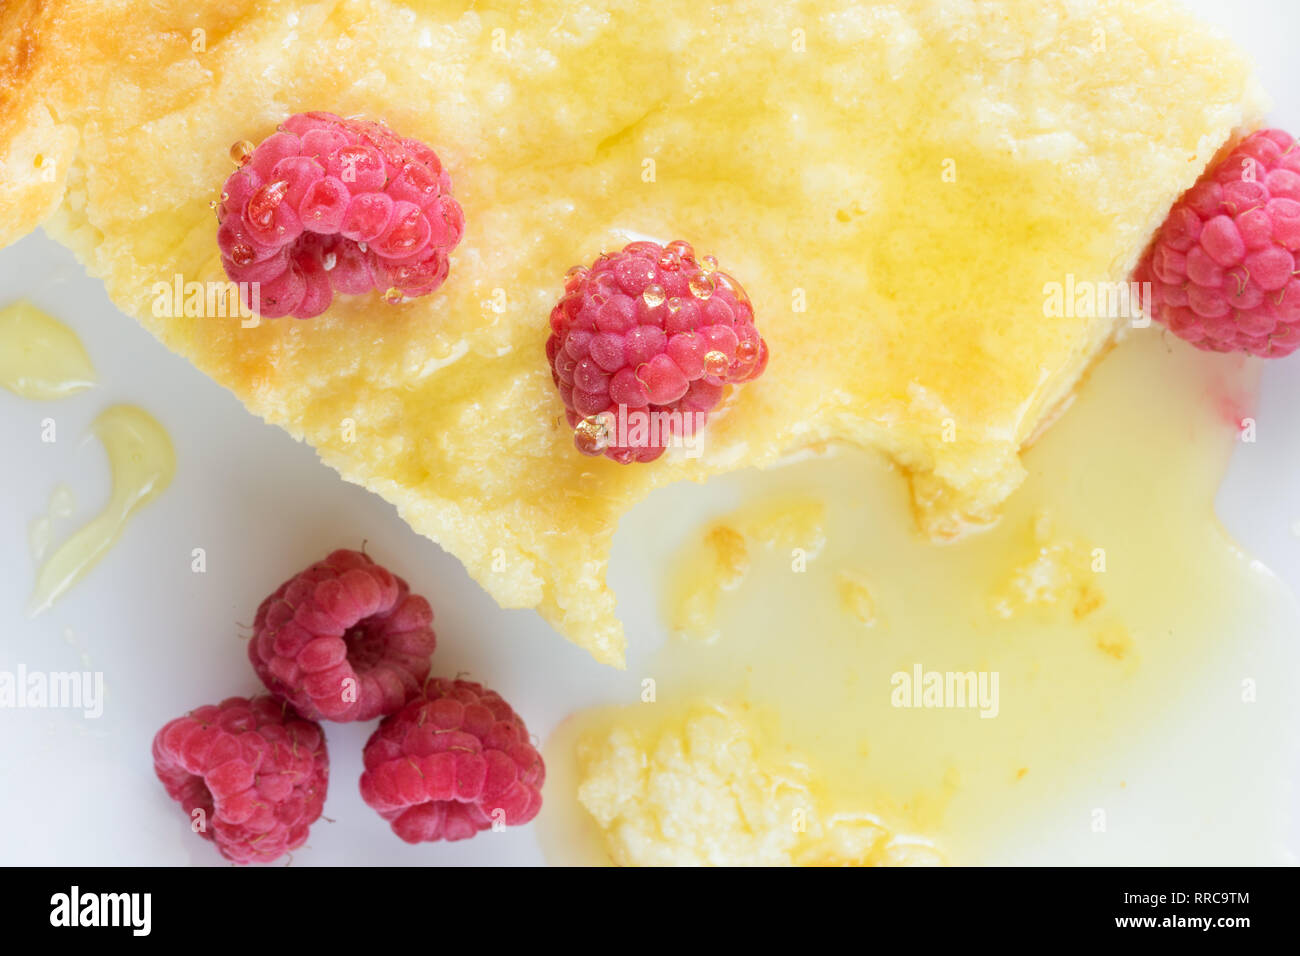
(658, 250), (681, 272)
(383, 286), (406, 305)
(714, 270), (751, 307)
(247, 180), (289, 229)
(704, 349), (730, 379)
(574, 414), (610, 455)
(642, 284), (666, 308)
(666, 296), (684, 314)
(688, 271), (716, 301)
(229, 139), (256, 167)
(699, 254), (719, 274)
(666, 240), (695, 262)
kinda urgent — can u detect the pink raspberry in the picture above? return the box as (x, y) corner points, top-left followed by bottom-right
(152, 696), (329, 864)
(359, 678), (544, 843)
(248, 549), (437, 722)
(546, 240), (769, 463)
(1137, 128), (1300, 357)
(216, 112), (464, 319)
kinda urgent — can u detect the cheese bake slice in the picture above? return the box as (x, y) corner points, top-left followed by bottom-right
(0, 0), (1262, 665)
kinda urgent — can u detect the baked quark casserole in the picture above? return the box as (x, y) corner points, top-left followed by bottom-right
(0, 0), (1263, 665)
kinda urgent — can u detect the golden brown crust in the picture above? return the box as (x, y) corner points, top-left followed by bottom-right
(0, 0), (77, 248)
(0, 0), (45, 133)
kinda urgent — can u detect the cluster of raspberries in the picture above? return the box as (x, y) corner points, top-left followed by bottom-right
(152, 549), (543, 864)
(547, 240), (769, 462)
(1138, 128), (1300, 357)
(216, 112), (464, 318)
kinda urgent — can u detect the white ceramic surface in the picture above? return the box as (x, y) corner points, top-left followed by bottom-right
(0, 0), (1296, 866)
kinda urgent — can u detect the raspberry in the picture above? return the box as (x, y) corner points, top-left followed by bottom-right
(546, 240), (769, 463)
(359, 678), (544, 843)
(248, 549), (438, 722)
(152, 696), (329, 864)
(1137, 128), (1300, 357)
(216, 112), (465, 319)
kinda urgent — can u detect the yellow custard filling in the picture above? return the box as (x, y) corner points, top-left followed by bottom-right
(572, 702), (942, 866)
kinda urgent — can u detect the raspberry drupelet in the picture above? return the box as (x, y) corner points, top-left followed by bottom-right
(359, 678), (545, 843)
(1137, 128), (1300, 357)
(216, 112), (465, 319)
(152, 696), (329, 864)
(248, 549), (438, 722)
(546, 240), (769, 463)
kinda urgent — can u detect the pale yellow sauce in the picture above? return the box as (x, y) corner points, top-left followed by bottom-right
(540, 331), (1300, 865)
(28, 484), (75, 563)
(0, 301), (96, 399)
(28, 406), (175, 617)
